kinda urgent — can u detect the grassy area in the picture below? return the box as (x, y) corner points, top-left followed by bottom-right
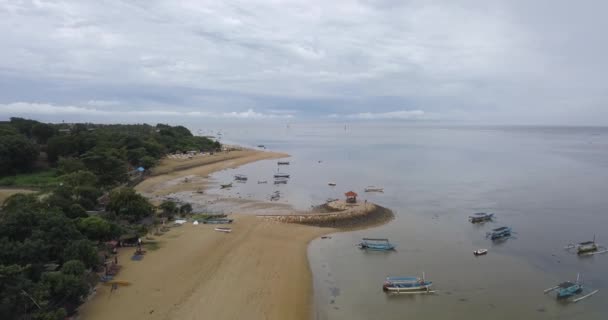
(0, 169), (60, 188)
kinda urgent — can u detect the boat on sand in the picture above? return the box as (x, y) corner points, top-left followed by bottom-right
(214, 227), (232, 233)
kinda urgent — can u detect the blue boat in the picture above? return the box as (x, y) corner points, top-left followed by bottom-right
(203, 218), (233, 224)
(487, 226), (511, 240)
(469, 212), (494, 223)
(358, 238), (395, 251)
(383, 274), (433, 293)
(556, 281), (583, 299)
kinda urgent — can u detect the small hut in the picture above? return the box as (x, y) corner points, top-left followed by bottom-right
(345, 191), (358, 204)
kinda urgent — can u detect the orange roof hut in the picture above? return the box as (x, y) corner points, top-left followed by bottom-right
(345, 191), (358, 203)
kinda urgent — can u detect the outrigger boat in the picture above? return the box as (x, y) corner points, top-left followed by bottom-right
(565, 235), (608, 256)
(487, 226), (512, 240)
(214, 227), (232, 233)
(257, 180), (268, 184)
(203, 218), (233, 224)
(274, 172), (290, 178)
(544, 274), (599, 303)
(234, 174), (248, 181)
(383, 273), (434, 294)
(469, 212), (494, 223)
(220, 183), (232, 189)
(274, 177), (288, 184)
(277, 161), (290, 165)
(357, 238), (395, 251)
(364, 186), (384, 192)
(328, 182), (336, 186)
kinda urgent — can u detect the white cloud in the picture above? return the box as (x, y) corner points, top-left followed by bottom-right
(0, 102), (292, 120)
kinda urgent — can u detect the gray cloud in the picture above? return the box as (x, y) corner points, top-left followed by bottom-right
(1, 0), (607, 124)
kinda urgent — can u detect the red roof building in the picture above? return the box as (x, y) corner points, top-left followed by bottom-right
(345, 191), (358, 203)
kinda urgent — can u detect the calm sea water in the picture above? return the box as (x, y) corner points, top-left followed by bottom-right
(194, 122), (608, 319)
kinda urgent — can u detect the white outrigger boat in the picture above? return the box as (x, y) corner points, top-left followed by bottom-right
(473, 248), (488, 256)
(565, 235), (608, 256)
(328, 182), (336, 186)
(383, 273), (434, 294)
(364, 186), (384, 192)
(214, 227), (232, 233)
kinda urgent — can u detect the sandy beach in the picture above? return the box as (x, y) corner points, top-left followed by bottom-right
(80, 149), (336, 320)
(80, 215), (331, 320)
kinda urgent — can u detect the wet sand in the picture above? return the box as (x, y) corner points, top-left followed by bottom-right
(80, 215), (331, 320)
(137, 149), (289, 197)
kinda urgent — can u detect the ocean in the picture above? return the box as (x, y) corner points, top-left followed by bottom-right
(194, 122), (608, 319)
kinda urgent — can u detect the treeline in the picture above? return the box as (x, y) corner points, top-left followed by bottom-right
(0, 118), (219, 319)
(1, 117), (221, 183)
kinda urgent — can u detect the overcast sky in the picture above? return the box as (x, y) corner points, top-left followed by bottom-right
(1, 0), (607, 125)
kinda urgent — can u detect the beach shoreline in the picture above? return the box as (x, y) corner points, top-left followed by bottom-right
(79, 148), (393, 320)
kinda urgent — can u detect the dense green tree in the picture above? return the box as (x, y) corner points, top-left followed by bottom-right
(41, 271), (89, 310)
(139, 156), (157, 169)
(81, 148), (127, 186)
(0, 134), (39, 175)
(9, 117), (39, 137)
(180, 203), (193, 215)
(67, 204), (87, 219)
(0, 124), (19, 136)
(78, 216), (112, 241)
(57, 157), (86, 175)
(62, 240), (98, 268)
(60, 260), (86, 276)
(159, 200), (178, 219)
(106, 187), (153, 222)
(31, 123), (56, 144)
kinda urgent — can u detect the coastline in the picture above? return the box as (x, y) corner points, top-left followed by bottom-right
(79, 149), (336, 320)
(80, 148), (393, 320)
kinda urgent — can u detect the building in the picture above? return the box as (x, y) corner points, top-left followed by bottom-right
(345, 191), (358, 203)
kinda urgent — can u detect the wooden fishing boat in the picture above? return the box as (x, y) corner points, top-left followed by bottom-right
(274, 177), (288, 184)
(565, 235), (608, 256)
(364, 186), (384, 192)
(328, 182), (336, 186)
(203, 218), (233, 224)
(544, 274), (599, 303)
(469, 212), (494, 223)
(487, 226), (511, 240)
(358, 238), (395, 251)
(277, 161), (290, 165)
(473, 249), (488, 256)
(220, 183), (232, 189)
(383, 274), (433, 294)
(214, 227), (232, 233)
(234, 174), (248, 181)
(274, 172), (290, 178)
(257, 180), (268, 184)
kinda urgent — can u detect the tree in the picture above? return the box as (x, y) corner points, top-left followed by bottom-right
(67, 204), (87, 219)
(57, 157), (86, 175)
(0, 134), (39, 175)
(106, 188), (153, 222)
(62, 240), (98, 268)
(31, 123), (56, 144)
(159, 201), (178, 219)
(81, 148), (127, 186)
(180, 203), (193, 215)
(60, 260), (86, 276)
(140, 156), (157, 169)
(78, 216), (112, 241)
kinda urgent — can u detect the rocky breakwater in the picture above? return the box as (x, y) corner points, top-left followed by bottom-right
(258, 200), (394, 229)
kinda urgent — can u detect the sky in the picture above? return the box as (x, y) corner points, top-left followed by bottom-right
(1, 0), (608, 125)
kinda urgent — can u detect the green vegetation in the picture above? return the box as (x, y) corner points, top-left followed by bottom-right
(0, 118), (219, 319)
(0, 169), (60, 188)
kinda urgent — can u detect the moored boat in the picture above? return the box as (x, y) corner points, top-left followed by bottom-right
(277, 161), (290, 165)
(274, 177), (288, 184)
(358, 238), (395, 251)
(214, 227), (232, 233)
(487, 226), (511, 240)
(274, 172), (290, 178)
(234, 174), (248, 181)
(328, 182), (336, 186)
(383, 274), (433, 293)
(364, 186), (384, 192)
(220, 183), (232, 189)
(203, 218), (233, 224)
(469, 212), (494, 223)
(473, 249), (488, 256)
